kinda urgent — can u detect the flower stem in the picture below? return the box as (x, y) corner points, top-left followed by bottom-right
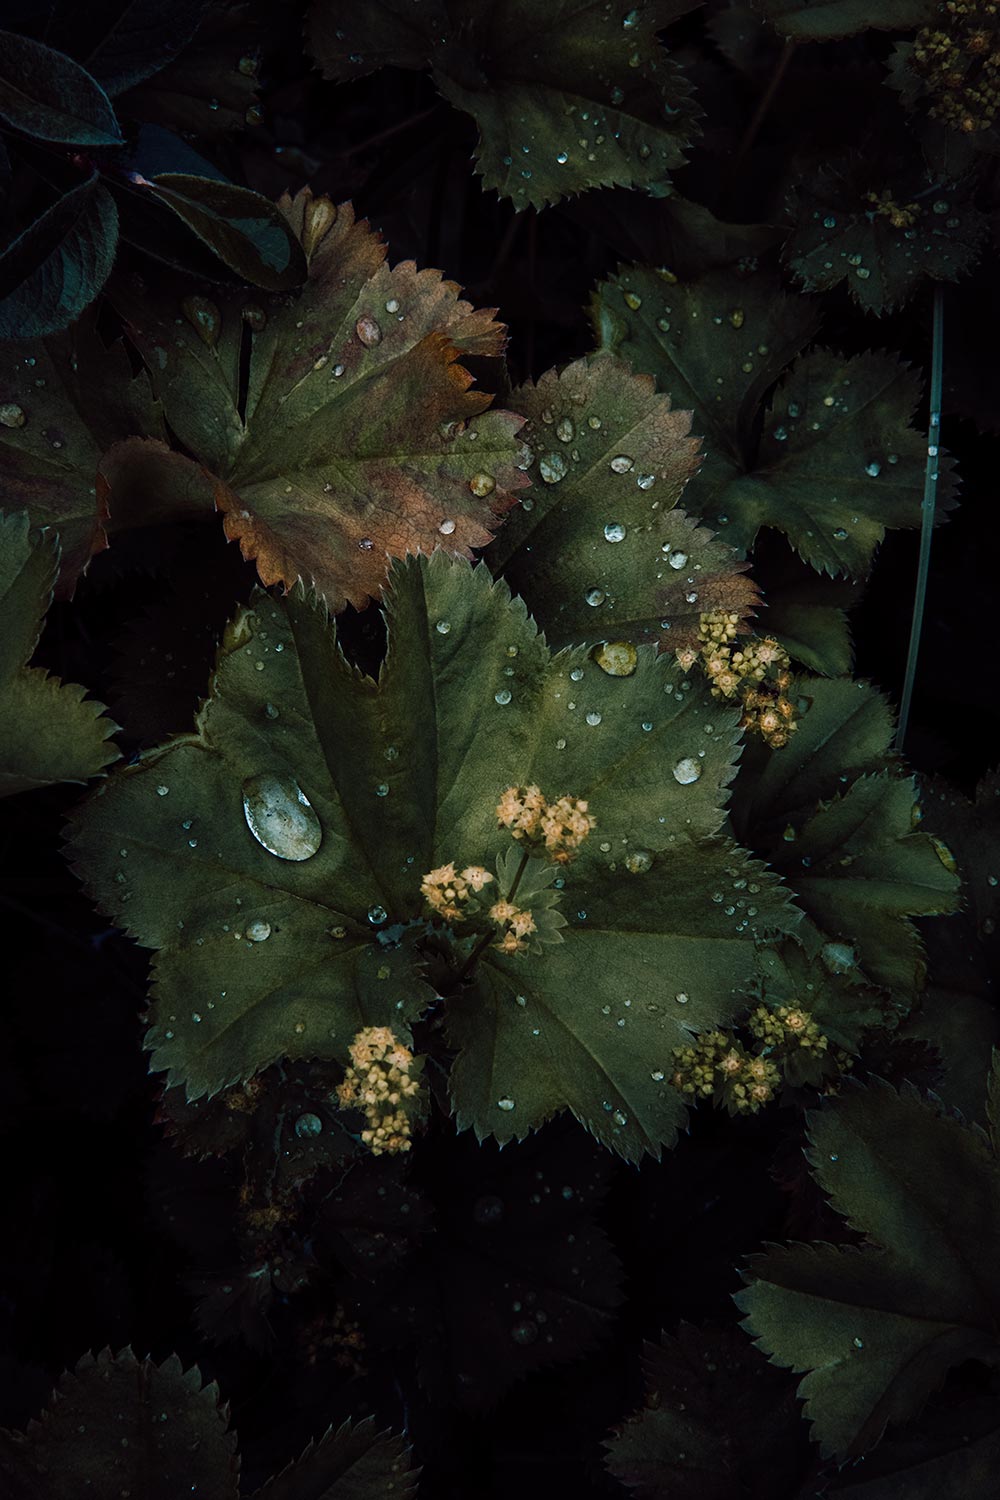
(453, 849), (531, 985)
(896, 283), (945, 753)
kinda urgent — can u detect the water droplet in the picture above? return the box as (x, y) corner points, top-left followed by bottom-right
(181, 295), (221, 347)
(246, 920), (271, 942)
(672, 757), (702, 784)
(821, 941), (856, 973)
(604, 521), (627, 542)
(865, 460), (881, 477)
(853, 1337), (864, 1349)
(593, 641), (637, 677)
(665, 549), (688, 571)
(468, 472), (495, 497)
(495, 689), (512, 706)
(0, 403), (26, 428)
(609, 454), (634, 473)
(623, 291), (642, 310)
(497, 1097), (515, 1111)
(823, 215), (836, 229)
(855, 267), (870, 280)
(729, 308), (745, 328)
(833, 528), (848, 540)
(636, 473), (655, 490)
(368, 904), (388, 925)
(585, 710), (602, 726)
(539, 451), (568, 484)
(295, 1112), (323, 1138)
(556, 417), (575, 442)
(585, 587), (606, 607)
(625, 849), (653, 874)
(556, 150), (569, 164)
(242, 773), (322, 861)
(355, 315), (382, 346)
(436, 620), (451, 634)
(613, 1109), (628, 1126)
(385, 298), (400, 314)
(511, 1319), (538, 1344)
(375, 782), (389, 797)
(156, 785), (169, 797)
(438, 518), (458, 537)
(242, 304), (266, 330)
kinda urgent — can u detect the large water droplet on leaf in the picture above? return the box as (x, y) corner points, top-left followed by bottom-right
(672, 757), (702, 785)
(242, 773), (322, 861)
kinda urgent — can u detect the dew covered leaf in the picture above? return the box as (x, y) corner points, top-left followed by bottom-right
(0, 1346), (239, 1499)
(754, 939), (895, 1057)
(67, 551), (793, 1138)
(248, 1416), (419, 1500)
(592, 266), (950, 576)
(731, 679), (959, 997)
(489, 354), (757, 652)
(0, 511), (118, 798)
(0, 315), (164, 592)
(785, 164), (987, 315)
(754, 0), (937, 40)
(737, 1080), (1000, 1461)
(0, 176), (119, 341)
(0, 29), (123, 145)
(306, 0), (700, 209)
(110, 189), (525, 611)
(447, 838), (799, 1161)
(604, 1324), (797, 1499)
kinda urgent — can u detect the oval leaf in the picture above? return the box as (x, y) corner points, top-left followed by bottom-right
(146, 173), (307, 290)
(0, 29), (122, 145)
(0, 176), (118, 340)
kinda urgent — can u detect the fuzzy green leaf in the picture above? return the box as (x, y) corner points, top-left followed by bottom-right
(490, 354), (757, 653)
(754, 0), (937, 40)
(109, 189), (525, 611)
(306, 0), (700, 209)
(593, 267), (950, 575)
(785, 166), (986, 316)
(0, 512), (118, 797)
(68, 552), (795, 1152)
(249, 1416), (418, 1500)
(0, 176), (118, 340)
(0, 1347), (239, 1499)
(0, 29), (123, 145)
(737, 1080), (1000, 1460)
(0, 315), (164, 591)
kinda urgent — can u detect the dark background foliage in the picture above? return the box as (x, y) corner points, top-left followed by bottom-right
(1, 2), (998, 1496)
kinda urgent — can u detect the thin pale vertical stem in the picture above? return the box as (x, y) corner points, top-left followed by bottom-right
(895, 284), (945, 752)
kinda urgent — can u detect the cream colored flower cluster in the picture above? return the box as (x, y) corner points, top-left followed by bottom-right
(496, 784), (596, 864)
(420, 862), (494, 922)
(912, 1), (1000, 133)
(335, 1026), (421, 1156)
(678, 611), (798, 750)
(671, 1004), (830, 1116)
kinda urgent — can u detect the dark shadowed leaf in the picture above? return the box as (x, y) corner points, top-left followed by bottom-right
(737, 1080), (1000, 1460)
(755, 0), (937, 40)
(143, 174), (307, 290)
(755, 538), (859, 675)
(307, 0), (701, 209)
(0, 511), (118, 797)
(249, 1417), (419, 1500)
(0, 315), (163, 591)
(115, 4), (259, 136)
(0, 29), (122, 145)
(0, 1346), (239, 1499)
(604, 1324), (798, 1499)
(0, 177), (118, 340)
(85, 0), (209, 96)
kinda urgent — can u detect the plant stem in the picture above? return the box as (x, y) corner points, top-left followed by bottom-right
(730, 39), (796, 179)
(896, 283), (945, 753)
(453, 848), (531, 985)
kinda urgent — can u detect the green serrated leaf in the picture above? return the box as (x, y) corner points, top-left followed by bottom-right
(756, 539), (859, 675)
(0, 29), (123, 145)
(447, 839), (797, 1160)
(737, 1080), (1000, 1460)
(108, 189), (525, 611)
(754, 0), (937, 41)
(68, 552), (794, 1146)
(592, 266), (953, 576)
(489, 353), (757, 653)
(754, 939), (892, 1054)
(785, 164), (986, 315)
(0, 511), (118, 797)
(307, 0), (700, 209)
